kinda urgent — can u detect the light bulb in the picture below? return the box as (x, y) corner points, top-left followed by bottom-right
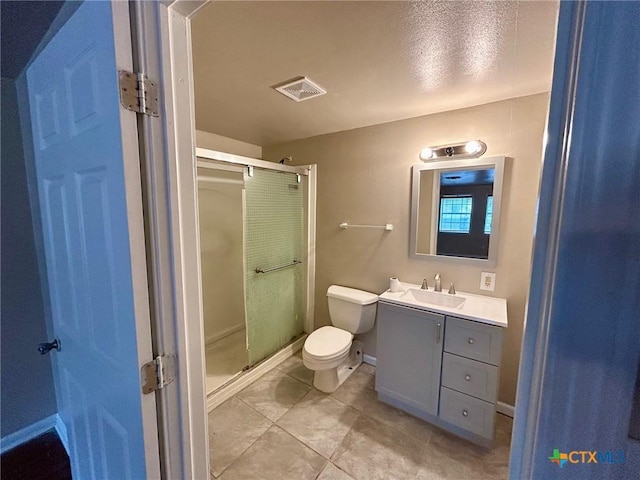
(465, 141), (481, 154)
(419, 147), (434, 161)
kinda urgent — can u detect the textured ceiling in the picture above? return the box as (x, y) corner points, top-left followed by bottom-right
(192, 1), (558, 147)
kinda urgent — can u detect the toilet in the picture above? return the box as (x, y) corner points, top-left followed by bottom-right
(302, 285), (378, 393)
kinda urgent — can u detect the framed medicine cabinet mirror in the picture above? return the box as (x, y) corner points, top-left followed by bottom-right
(410, 156), (505, 266)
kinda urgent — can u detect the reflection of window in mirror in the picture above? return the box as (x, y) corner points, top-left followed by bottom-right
(484, 196), (493, 234)
(435, 168), (494, 259)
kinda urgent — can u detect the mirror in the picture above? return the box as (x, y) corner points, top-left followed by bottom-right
(410, 156), (505, 266)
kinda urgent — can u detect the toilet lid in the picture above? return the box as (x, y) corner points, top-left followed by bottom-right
(304, 326), (352, 359)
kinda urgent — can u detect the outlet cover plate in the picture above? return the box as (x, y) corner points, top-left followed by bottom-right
(480, 272), (496, 291)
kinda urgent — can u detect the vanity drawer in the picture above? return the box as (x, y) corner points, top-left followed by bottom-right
(441, 353), (499, 403)
(439, 387), (495, 439)
(444, 317), (503, 365)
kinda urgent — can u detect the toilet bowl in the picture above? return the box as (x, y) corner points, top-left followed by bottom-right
(303, 285), (377, 393)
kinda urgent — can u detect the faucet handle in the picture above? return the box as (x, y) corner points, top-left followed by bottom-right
(448, 283), (456, 295)
(421, 279), (428, 290)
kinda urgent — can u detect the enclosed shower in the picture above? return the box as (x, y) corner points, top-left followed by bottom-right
(196, 149), (314, 396)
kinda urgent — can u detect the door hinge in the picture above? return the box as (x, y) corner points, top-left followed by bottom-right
(119, 70), (159, 117)
(141, 354), (175, 394)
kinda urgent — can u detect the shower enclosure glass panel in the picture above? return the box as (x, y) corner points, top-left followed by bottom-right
(245, 169), (305, 365)
(198, 167), (248, 392)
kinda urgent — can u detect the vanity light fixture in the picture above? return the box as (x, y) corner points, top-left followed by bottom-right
(419, 140), (487, 161)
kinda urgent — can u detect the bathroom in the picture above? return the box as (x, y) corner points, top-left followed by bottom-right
(191, 1), (556, 478)
(2, 0), (637, 477)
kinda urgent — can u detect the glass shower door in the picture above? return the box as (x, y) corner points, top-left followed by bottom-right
(244, 168), (305, 365)
(197, 166), (249, 393)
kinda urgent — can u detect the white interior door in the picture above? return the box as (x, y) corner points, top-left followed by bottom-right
(26, 1), (160, 478)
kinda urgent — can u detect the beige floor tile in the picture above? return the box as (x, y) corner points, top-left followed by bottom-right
(483, 414), (513, 465)
(428, 427), (486, 460)
(418, 459), (507, 480)
(415, 468), (447, 480)
(361, 394), (436, 445)
(207, 397), (272, 477)
(317, 462), (355, 480)
(237, 369), (311, 421)
(428, 419), (508, 461)
(277, 390), (360, 458)
(358, 363), (376, 376)
(331, 368), (434, 445)
(416, 449), (480, 480)
(475, 461), (509, 480)
(330, 370), (377, 410)
(418, 423), (511, 480)
(331, 414), (428, 480)
(219, 425), (325, 480)
(276, 354), (315, 386)
(425, 426), (508, 479)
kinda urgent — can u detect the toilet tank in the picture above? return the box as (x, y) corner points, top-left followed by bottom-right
(326, 285), (378, 334)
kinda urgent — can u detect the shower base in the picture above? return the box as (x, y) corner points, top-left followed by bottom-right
(205, 329), (248, 394)
(206, 333), (308, 412)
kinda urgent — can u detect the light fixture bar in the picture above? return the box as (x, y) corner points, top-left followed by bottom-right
(419, 140), (487, 161)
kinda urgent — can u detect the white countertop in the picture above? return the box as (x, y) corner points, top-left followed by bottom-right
(378, 281), (508, 328)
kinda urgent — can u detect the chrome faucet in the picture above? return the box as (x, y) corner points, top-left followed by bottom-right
(434, 273), (442, 292)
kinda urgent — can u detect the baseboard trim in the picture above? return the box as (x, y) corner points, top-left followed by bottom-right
(205, 323), (245, 347)
(206, 335), (307, 412)
(0, 414), (57, 454)
(363, 354), (376, 367)
(54, 414), (70, 456)
(497, 401), (515, 418)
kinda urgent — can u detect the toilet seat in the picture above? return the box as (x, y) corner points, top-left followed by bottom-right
(303, 326), (352, 361)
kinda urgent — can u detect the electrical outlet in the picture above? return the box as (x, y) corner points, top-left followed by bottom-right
(480, 272), (496, 291)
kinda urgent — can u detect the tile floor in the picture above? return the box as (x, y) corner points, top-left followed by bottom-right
(206, 329), (248, 394)
(208, 353), (512, 480)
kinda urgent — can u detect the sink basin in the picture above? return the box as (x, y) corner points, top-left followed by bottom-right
(401, 288), (466, 309)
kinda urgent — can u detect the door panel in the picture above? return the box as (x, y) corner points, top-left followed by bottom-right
(42, 177), (79, 333)
(26, 2), (157, 478)
(375, 303), (444, 415)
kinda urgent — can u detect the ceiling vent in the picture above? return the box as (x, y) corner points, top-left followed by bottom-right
(274, 77), (326, 102)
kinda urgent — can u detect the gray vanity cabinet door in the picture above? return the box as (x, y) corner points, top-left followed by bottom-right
(375, 302), (445, 416)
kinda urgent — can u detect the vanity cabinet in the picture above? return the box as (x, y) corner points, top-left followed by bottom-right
(375, 300), (504, 446)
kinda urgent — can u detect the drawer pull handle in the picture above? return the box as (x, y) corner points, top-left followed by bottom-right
(462, 409), (469, 417)
(465, 374), (471, 381)
(468, 338), (475, 345)
(436, 322), (441, 343)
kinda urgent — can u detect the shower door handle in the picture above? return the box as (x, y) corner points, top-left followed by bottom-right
(255, 259), (302, 274)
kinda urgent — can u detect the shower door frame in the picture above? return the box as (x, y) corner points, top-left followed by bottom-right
(195, 147), (317, 338)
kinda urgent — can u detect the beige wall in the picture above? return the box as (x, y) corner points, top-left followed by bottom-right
(196, 129), (262, 158)
(264, 93), (549, 405)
